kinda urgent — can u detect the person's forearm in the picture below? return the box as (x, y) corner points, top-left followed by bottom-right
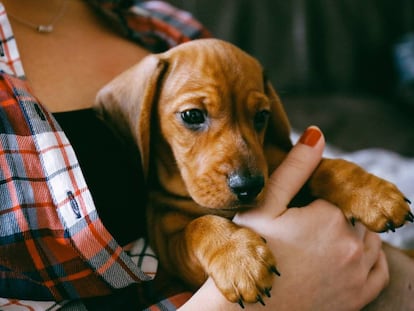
(362, 243), (414, 311)
(179, 278), (278, 311)
(178, 278), (235, 311)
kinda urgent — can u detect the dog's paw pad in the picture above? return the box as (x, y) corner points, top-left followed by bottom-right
(346, 179), (412, 233)
(209, 227), (278, 306)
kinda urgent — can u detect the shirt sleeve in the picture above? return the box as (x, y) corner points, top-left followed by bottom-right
(88, 0), (212, 52)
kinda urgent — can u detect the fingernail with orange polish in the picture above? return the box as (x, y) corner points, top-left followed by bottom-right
(299, 126), (321, 147)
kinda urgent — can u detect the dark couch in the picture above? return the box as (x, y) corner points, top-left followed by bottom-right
(170, 0), (414, 156)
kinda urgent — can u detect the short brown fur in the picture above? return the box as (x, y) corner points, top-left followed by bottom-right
(95, 39), (412, 304)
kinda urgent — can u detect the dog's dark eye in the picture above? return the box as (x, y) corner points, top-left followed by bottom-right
(181, 109), (206, 129)
(254, 110), (270, 131)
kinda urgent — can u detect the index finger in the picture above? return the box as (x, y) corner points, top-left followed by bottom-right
(260, 126), (325, 218)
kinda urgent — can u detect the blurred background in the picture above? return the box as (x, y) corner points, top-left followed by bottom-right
(169, 0), (414, 156)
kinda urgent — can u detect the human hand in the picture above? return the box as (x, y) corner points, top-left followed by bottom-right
(233, 126), (389, 311)
(180, 126), (389, 311)
(235, 200), (388, 311)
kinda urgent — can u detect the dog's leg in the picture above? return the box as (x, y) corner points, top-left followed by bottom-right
(152, 212), (277, 306)
(308, 158), (413, 233)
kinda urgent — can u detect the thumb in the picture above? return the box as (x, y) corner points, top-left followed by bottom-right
(259, 126), (325, 218)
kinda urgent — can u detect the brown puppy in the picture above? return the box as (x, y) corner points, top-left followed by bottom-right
(95, 39), (413, 306)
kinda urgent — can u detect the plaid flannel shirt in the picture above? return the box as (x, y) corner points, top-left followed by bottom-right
(0, 1), (210, 309)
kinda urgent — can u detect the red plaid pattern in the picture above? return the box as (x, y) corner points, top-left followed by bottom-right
(0, 0), (210, 309)
(0, 73), (150, 301)
(0, 4), (24, 78)
(90, 0), (212, 52)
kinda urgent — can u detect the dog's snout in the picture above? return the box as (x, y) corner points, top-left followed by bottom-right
(228, 173), (264, 203)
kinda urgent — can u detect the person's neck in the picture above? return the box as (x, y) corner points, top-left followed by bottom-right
(2, 0), (72, 31)
(1, 0), (149, 113)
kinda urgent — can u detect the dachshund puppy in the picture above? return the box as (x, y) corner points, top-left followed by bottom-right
(95, 39), (413, 306)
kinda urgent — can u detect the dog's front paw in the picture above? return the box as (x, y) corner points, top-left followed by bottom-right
(207, 227), (278, 308)
(344, 175), (412, 232)
(312, 159), (413, 233)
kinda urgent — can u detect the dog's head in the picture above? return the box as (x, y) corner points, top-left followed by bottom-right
(96, 39), (292, 211)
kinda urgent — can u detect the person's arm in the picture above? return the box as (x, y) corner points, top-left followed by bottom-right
(179, 126), (389, 311)
(362, 243), (414, 311)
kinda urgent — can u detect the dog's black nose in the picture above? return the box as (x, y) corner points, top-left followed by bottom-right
(228, 173), (265, 203)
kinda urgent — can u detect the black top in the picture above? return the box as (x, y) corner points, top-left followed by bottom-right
(53, 109), (147, 245)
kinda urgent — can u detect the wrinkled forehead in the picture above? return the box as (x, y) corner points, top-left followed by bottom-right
(160, 41), (265, 96)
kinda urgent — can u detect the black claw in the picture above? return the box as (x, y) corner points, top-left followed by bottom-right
(350, 217), (356, 226)
(261, 237), (267, 244)
(256, 295), (266, 306)
(404, 197), (412, 205)
(270, 266), (281, 276)
(238, 299), (245, 309)
(386, 221), (395, 232)
(406, 211), (414, 223)
(264, 288), (272, 298)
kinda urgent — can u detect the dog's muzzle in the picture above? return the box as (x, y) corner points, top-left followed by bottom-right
(228, 172), (265, 203)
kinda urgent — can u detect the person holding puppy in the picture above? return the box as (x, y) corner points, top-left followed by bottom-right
(0, 1), (412, 310)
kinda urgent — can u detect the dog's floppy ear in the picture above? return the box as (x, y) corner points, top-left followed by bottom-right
(264, 78), (293, 152)
(95, 55), (168, 178)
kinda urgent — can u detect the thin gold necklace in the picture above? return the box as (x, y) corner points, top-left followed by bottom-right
(7, 0), (69, 34)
